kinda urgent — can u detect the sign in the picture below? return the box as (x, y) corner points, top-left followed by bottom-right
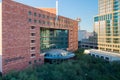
(4, 56), (25, 64)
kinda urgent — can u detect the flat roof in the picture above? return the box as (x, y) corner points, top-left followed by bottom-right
(89, 49), (120, 58)
(11, 0), (77, 22)
(44, 49), (75, 59)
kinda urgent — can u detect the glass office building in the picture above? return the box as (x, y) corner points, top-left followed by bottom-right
(94, 0), (120, 53)
(40, 28), (68, 52)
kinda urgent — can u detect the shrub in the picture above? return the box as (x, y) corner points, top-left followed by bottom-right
(2, 49), (120, 80)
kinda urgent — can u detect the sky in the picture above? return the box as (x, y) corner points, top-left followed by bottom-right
(1, 0), (98, 32)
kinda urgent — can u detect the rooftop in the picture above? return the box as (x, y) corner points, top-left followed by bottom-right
(44, 49), (75, 59)
(88, 49), (120, 58)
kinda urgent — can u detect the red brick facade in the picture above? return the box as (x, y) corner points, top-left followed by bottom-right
(39, 8), (56, 14)
(1, 0), (78, 74)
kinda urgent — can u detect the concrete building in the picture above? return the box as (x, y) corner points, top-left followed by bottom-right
(78, 30), (95, 41)
(78, 30), (89, 41)
(94, 0), (120, 53)
(79, 38), (98, 49)
(78, 30), (97, 49)
(84, 49), (120, 62)
(0, 0), (78, 73)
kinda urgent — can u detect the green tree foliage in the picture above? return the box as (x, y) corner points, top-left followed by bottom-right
(2, 48), (120, 80)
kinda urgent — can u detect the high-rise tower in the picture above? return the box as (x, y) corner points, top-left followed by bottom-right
(94, 0), (120, 53)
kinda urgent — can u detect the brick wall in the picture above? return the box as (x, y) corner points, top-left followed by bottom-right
(0, 2), (2, 72)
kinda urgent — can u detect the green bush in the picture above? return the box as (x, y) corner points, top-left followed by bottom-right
(2, 49), (120, 80)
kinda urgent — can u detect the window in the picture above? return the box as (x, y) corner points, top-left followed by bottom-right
(39, 14), (41, 17)
(34, 60), (37, 63)
(34, 20), (37, 23)
(39, 58), (41, 62)
(43, 15), (45, 18)
(34, 12), (37, 16)
(31, 26), (35, 29)
(28, 18), (32, 22)
(31, 54), (35, 57)
(39, 20), (41, 23)
(31, 40), (35, 43)
(105, 57), (109, 61)
(29, 61), (32, 64)
(43, 21), (45, 24)
(31, 33), (36, 36)
(47, 21), (50, 25)
(47, 16), (49, 19)
(92, 54), (95, 57)
(31, 47), (36, 50)
(96, 55), (99, 58)
(28, 11), (32, 15)
(88, 53), (91, 55)
(101, 56), (104, 59)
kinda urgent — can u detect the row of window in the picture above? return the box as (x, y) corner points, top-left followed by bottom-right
(41, 34), (68, 37)
(29, 58), (41, 64)
(28, 11), (73, 25)
(89, 53), (109, 61)
(100, 48), (120, 53)
(41, 38), (68, 41)
(94, 14), (112, 22)
(29, 19), (49, 24)
(113, 0), (120, 11)
(28, 18), (72, 27)
(99, 44), (120, 48)
(29, 11), (51, 19)
(45, 54), (64, 57)
(30, 26), (36, 57)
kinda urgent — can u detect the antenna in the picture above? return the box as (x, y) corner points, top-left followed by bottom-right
(56, 0), (58, 22)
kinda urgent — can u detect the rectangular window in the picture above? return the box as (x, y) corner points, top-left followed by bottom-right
(29, 61), (32, 64)
(28, 19), (32, 22)
(34, 60), (37, 63)
(31, 26), (35, 29)
(31, 40), (35, 43)
(43, 21), (45, 24)
(39, 20), (41, 23)
(39, 58), (41, 61)
(34, 12), (37, 16)
(28, 11), (32, 15)
(47, 16), (49, 19)
(47, 22), (50, 25)
(34, 20), (37, 23)
(31, 54), (35, 57)
(31, 33), (36, 36)
(43, 15), (45, 18)
(39, 14), (41, 17)
(31, 47), (36, 50)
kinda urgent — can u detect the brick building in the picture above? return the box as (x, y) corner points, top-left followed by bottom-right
(0, 0), (78, 73)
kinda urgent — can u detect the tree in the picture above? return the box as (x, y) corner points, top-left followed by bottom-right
(2, 49), (120, 80)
